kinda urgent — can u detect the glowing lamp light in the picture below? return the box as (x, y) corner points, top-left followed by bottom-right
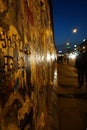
(72, 28), (77, 33)
(69, 53), (77, 59)
(83, 46), (85, 49)
(66, 42), (70, 45)
(74, 45), (77, 48)
(71, 54), (76, 59)
(83, 39), (86, 42)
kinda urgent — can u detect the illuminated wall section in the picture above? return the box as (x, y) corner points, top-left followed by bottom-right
(0, 0), (57, 129)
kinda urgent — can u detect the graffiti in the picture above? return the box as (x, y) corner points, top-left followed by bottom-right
(0, 25), (31, 103)
(0, 0), (56, 129)
(0, 26), (32, 130)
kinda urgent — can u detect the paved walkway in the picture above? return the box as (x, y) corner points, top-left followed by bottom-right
(56, 63), (87, 130)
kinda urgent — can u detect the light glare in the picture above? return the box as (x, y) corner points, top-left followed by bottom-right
(72, 28), (77, 33)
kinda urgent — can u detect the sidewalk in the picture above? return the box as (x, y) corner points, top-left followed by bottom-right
(56, 63), (87, 130)
(57, 63), (87, 96)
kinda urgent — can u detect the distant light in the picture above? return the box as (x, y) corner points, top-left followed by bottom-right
(74, 48), (76, 51)
(66, 42), (70, 45)
(69, 53), (77, 59)
(74, 44), (77, 48)
(83, 39), (86, 42)
(72, 28), (77, 33)
(58, 50), (62, 53)
(83, 46), (85, 49)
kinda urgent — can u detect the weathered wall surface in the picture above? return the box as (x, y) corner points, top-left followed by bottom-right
(0, 0), (57, 129)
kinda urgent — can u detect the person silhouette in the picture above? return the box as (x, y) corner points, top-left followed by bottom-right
(75, 49), (87, 88)
(82, 49), (87, 87)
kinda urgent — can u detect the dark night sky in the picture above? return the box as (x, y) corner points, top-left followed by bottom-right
(52, 0), (87, 47)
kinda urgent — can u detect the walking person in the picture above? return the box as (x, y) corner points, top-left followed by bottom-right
(83, 49), (87, 87)
(75, 49), (87, 88)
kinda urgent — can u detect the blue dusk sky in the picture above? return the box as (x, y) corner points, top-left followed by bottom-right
(52, 0), (87, 47)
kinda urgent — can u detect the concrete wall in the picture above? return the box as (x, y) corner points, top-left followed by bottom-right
(0, 0), (57, 129)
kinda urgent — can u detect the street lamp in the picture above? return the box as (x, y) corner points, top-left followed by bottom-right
(83, 39), (86, 42)
(72, 28), (77, 34)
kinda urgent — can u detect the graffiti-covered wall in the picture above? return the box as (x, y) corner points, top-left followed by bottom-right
(0, 0), (57, 129)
